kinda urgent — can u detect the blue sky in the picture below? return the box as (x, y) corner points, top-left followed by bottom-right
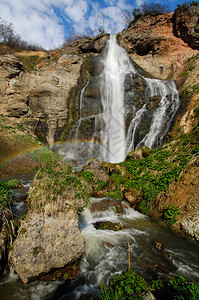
(0, 0), (188, 49)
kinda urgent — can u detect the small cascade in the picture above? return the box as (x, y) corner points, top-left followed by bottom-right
(56, 34), (180, 168)
(48, 197), (199, 299)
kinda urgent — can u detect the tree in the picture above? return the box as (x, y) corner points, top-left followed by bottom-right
(0, 17), (14, 43)
(132, 2), (170, 21)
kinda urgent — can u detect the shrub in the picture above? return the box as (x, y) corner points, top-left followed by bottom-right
(133, 2), (170, 21)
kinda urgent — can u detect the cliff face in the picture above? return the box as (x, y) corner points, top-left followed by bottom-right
(0, 9), (198, 148)
(0, 35), (109, 147)
(118, 12), (198, 80)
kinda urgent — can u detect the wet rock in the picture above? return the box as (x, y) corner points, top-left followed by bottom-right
(90, 199), (127, 214)
(94, 221), (124, 231)
(146, 96), (162, 110)
(103, 242), (114, 248)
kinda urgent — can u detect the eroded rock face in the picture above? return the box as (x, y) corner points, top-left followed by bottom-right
(173, 6), (199, 50)
(118, 13), (197, 79)
(0, 53), (83, 146)
(11, 210), (84, 283)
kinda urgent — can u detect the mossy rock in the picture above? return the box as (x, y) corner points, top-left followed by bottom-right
(93, 221), (124, 231)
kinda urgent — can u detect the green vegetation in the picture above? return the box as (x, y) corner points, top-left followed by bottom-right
(168, 275), (199, 299)
(100, 130), (199, 219)
(162, 205), (181, 227)
(81, 171), (94, 182)
(0, 182), (11, 210)
(16, 55), (48, 72)
(98, 270), (199, 300)
(28, 156), (90, 213)
(7, 179), (21, 188)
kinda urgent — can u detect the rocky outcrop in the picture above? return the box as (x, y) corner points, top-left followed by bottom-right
(153, 157), (199, 242)
(0, 53), (83, 147)
(10, 162), (89, 283)
(118, 13), (198, 80)
(173, 5), (199, 50)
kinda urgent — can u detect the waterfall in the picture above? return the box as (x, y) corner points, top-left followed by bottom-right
(100, 34), (136, 163)
(56, 34), (180, 168)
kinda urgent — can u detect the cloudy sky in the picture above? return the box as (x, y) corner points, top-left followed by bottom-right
(0, 0), (187, 49)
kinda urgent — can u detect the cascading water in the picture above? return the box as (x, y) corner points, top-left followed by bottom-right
(55, 34), (179, 168)
(100, 34), (135, 163)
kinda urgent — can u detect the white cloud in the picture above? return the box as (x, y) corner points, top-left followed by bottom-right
(65, 0), (88, 22)
(0, 0), (147, 49)
(0, 0), (67, 49)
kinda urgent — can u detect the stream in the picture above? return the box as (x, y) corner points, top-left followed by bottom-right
(0, 194), (198, 300)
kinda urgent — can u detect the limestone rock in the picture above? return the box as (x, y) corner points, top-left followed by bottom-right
(180, 211), (199, 242)
(10, 162), (89, 283)
(0, 53), (83, 146)
(11, 210), (84, 283)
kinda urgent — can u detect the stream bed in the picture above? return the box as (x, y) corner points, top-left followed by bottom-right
(0, 197), (198, 300)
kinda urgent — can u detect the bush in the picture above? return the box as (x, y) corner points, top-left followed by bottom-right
(176, 1), (199, 11)
(133, 2), (170, 20)
(98, 269), (163, 299)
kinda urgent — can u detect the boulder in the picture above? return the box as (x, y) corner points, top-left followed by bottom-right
(10, 162), (89, 283)
(11, 210), (84, 283)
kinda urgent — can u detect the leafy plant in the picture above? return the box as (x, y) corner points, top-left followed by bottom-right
(168, 275), (199, 299)
(98, 269), (163, 299)
(162, 205), (181, 226)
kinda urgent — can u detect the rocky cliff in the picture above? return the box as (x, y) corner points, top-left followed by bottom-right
(0, 7), (198, 149)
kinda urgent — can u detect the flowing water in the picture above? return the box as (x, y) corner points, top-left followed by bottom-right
(0, 36), (196, 299)
(1, 197), (199, 299)
(55, 34), (180, 168)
